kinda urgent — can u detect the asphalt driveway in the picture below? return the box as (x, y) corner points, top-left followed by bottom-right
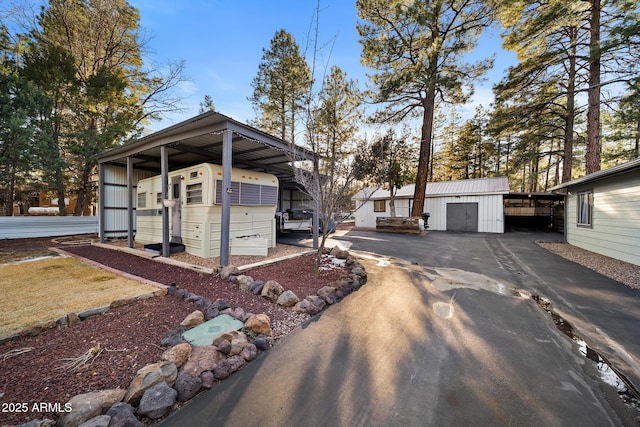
(160, 229), (640, 426)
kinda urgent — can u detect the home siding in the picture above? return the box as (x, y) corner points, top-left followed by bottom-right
(566, 173), (640, 266)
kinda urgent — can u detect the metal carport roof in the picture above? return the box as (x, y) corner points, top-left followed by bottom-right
(97, 111), (315, 189)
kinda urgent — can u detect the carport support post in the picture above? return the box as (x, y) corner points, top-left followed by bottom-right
(220, 129), (232, 266)
(127, 156), (134, 248)
(161, 145), (170, 257)
(98, 163), (105, 242)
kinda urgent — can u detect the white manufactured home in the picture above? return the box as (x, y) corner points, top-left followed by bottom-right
(135, 163), (279, 258)
(352, 177), (510, 233)
(550, 158), (640, 266)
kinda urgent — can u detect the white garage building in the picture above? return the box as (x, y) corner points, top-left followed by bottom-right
(352, 177), (510, 233)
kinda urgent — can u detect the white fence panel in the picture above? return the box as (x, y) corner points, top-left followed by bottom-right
(0, 216), (98, 239)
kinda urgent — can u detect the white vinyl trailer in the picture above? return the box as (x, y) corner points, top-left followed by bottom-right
(135, 163), (279, 258)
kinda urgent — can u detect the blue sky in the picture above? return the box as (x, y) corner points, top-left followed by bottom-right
(132, 0), (517, 132)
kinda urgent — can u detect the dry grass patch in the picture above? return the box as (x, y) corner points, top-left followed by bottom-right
(0, 256), (159, 339)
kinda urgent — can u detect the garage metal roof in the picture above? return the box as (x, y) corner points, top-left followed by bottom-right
(97, 111), (316, 189)
(352, 177), (510, 200)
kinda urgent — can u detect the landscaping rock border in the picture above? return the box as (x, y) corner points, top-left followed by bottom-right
(10, 249), (367, 427)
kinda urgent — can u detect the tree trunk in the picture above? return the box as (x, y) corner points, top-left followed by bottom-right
(74, 162), (93, 216)
(389, 185), (397, 217)
(586, 0), (601, 174)
(411, 85), (436, 217)
(562, 26), (577, 183)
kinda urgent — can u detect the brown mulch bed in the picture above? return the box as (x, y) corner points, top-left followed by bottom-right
(0, 240), (347, 425)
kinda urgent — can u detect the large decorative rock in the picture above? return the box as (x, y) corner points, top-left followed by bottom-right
(180, 310), (204, 327)
(305, 295), (326, 311)
(161, 342), (192, 368)
(330, 246), (349, 259)
(181, 345), (226, 377)
(58, 388), (126, 427)
(214, 330), (250, 356)
(174, 372), (203, 402)
(261, 280), (284, 302)
(243, 314), (272, 336)
(212, 355), (246, 380)
(253, 336), (270, 351)
(161, 327), (188, 347)
(276, 290), (300, 307)
(236, 275), (254, 291)
(104, 402), (140, 427)
(136, 382), (177, 420)
(293, 299), (319, 315)
(240, 343), (258, 361)
(124, 361), (177, 405)
(219, 265), (239, 280)
(211, 298), (231, 311)
(220, 307), (246, 321)
(249, 280), (264, 294)
(317, 286), (338, 305)
(203, 305), (219, 320)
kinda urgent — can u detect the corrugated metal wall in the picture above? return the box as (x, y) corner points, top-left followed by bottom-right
(0, 216), (98, 239)
(101, 164), (157, 238)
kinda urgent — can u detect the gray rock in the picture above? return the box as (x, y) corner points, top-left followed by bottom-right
(124, 361), (177, 405)
(261, 280), (284, 302)
(212, 355), (246, 380)
(236, 275), (254, 291)
(211, 298), (230, 311)
(174, 373), (203, 402)
(250, 280), (265, 294)
(293, 299), (320, 315)
(78, 306), (110, 319)
(220, 307), (245, 321)
(174, 288), (187, 298)
(219, 265), (239, 280)
(200, 371), (214, 389)
(216, 339), (232, 355)
(78, 415), (111, 427)
(317, 286), (337, 305)
(136, 382), (177, 420)
(253, 336), (270, 351)
(105, 402), (140, 427)
(305, 295), (326, 311)
(276, 290), (300, 307)
(185, 292), (199, 302)
(203, 305), (220, 320)
(239, 343), (258, 361)
(194, 297), (211, 310)
(57, 389), (126, 427)
(161, 327), (188, 347)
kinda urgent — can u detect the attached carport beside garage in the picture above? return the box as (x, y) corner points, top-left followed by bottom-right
(352, 176), (510, 233)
